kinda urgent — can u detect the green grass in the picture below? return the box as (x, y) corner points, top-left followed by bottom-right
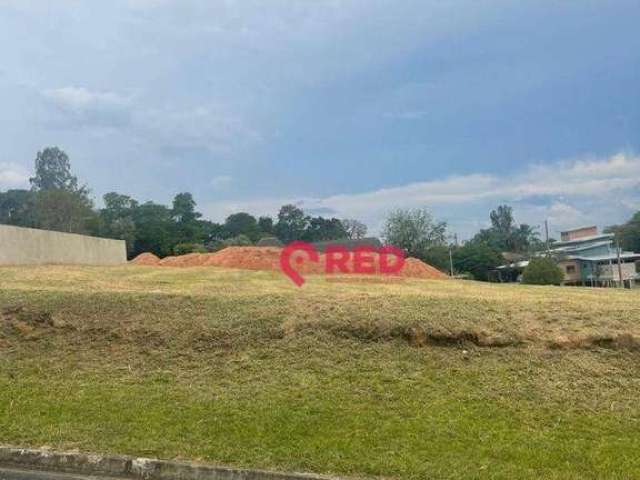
(1, 265), (640, 479)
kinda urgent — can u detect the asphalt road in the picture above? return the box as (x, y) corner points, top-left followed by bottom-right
(0, 468), (125, 480)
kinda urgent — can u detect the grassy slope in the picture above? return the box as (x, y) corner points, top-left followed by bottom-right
(1, 265), (640, 479)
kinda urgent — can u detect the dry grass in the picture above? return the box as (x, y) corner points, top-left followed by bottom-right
(1, 265), (640, 479)
(1, 264), (639, 351)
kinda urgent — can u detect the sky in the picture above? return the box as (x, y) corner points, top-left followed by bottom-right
(0, 0), (638, 239)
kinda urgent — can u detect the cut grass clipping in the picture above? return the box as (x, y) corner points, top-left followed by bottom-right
(1, 265), (640, 480)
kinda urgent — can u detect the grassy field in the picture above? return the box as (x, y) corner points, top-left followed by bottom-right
(1, 265), (640, 479)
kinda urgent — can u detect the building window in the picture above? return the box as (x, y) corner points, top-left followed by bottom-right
(566, 265), (576, 274)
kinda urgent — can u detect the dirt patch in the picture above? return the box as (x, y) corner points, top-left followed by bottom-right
(131, 247), (448, 280)
(549, 333), (640, 351)
(0, 304), (68, 341)
(405, 327), (521, 348)
(1, 304), (54, 327)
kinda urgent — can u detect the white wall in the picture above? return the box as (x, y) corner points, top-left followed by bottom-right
(0, 225), (126, 265)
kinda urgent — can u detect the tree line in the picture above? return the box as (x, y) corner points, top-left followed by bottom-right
(383, 204), (640, 281)
(0, 147), (368, 258)
(2, 146), (637, 280)
(382, 205), (545, 280)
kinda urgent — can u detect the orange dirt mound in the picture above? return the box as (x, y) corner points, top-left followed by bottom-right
(130, 252), (161, 266)
(158, 252), (208, 267)
(131, 246), (447, 280)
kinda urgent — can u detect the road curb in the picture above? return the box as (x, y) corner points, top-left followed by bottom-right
(0, 447), (341, 480)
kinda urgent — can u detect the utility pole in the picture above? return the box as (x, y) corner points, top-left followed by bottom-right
(448, 233), (457, 277)
(449, 244), (454, 277)
(616, 239), (624, 288)
(544, 219), (550, 255)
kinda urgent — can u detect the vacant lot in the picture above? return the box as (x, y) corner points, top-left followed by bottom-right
(1, 265), (640, 479)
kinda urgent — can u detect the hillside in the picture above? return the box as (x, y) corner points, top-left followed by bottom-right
(1, 265), (640, 479)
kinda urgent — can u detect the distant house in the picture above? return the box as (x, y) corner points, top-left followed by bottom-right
(552, 226), (639, 288)
(491, 226), (640, 288)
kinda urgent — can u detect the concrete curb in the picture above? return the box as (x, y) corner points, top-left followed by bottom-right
(0, 447), (342, 480)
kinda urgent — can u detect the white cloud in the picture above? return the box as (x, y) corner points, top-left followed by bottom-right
(42, 86), (131, 128)
(41, 87), (259, 153)
(210, 175), (232, 188)
(43, 87), (127, 111)
(136, 106), (261, 154)
(0, 162), (29, 189)
(203, 152), (640, 237)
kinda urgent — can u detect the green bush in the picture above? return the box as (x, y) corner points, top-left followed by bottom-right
(522, 257), (564, 285)
(452, 242), (503, 281)
(419, 245), (451, 274)
(222, 234), (253, 247)
(205, 239), (225, 252)
(173, 243), (208, 255)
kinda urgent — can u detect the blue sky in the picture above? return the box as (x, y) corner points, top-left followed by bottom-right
(0, 0), (638, 238)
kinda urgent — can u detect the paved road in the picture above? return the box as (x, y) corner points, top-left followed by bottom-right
(0, 468), (125, 480)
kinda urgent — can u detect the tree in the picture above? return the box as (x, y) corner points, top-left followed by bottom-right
(172, 192), (200, 224)
(473, 204), (540, 253)
(453, 242), (503, 281)
(172, 192), (202, 244)
(275, 204), (308, 243)
(382, 208), (447, 258)
(0, 189), (36, 227)
(606, 212), (640, 253)
(131, 202), (175, 257)
(200, 220), (225, 243)
(34, 189), (96, 234)
(490, 205), (514, 240)
(522, 257), (564, 285)
(224, 212), (259, 242)
(26, 147), (96, 234)
(303, 217), (347, 242)
(512, 223), (543, 253)
(258, 216), (274, 235)
(342, 219), (368, 239)
(103, 192), (139, 215)
(421, 245), (452, 273)
(99, 193), (139, 256)
(30, 147), (82, 193)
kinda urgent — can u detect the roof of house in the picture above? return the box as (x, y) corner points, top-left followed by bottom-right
(501, 252), (527, 262)
(496, 260), (530, 270)
(567, 252), (640, 262)
(552, 233), (614, 248)
(552, 240), (614, 254)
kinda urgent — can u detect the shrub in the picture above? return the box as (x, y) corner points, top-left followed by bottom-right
(222, 234), (253, 247)
(173, 243), (208, 255)
(522, 257), (564, 285)
(420, 245), (451, 273)
(205, 239), (225, 252)
(257, 236), (283, 247)
(452, 242), (503, 281)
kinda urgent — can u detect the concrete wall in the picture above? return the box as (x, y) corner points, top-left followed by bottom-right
(0, 224), (126, 265)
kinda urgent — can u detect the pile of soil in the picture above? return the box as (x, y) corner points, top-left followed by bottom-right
(130, 252), (161, 266)
(130, 247), (447, 280)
